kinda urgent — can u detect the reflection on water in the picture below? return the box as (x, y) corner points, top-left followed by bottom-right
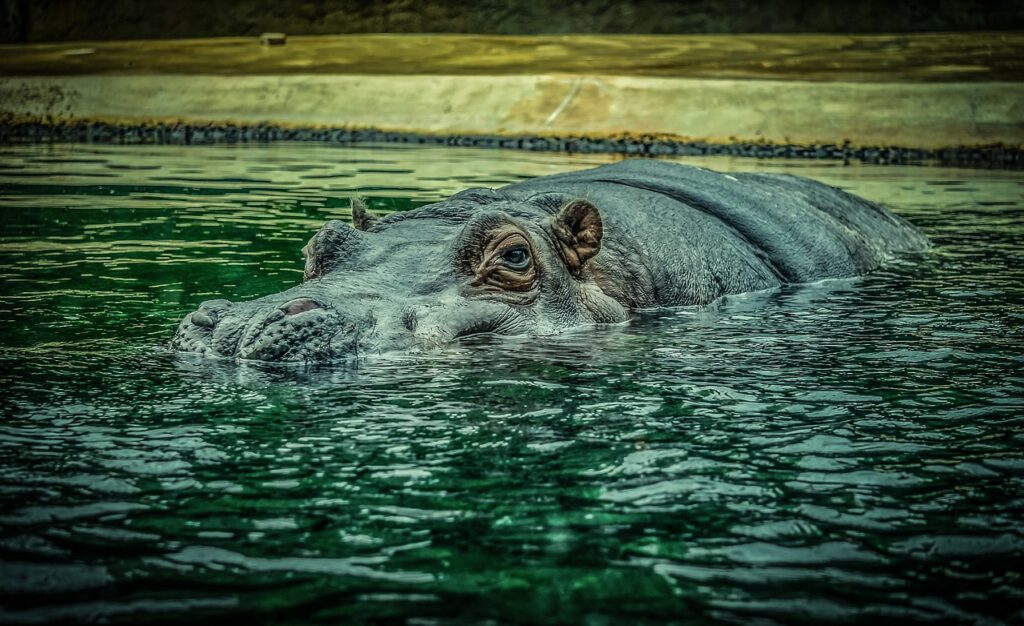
(0, 143), (1022, 624)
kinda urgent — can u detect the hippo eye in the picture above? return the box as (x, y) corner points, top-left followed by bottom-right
(500, 246), (530, 270)
(465, 227), (537, 294)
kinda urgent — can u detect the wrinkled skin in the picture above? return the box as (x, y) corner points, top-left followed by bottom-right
(170, 160), (928, 362)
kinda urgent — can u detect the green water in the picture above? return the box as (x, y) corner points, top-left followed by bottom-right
(0, 143), (1022, 625)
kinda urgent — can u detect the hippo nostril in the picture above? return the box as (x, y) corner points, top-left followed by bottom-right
(281, 298), (323, 316)
(191, 299), (231, 329)
(191, 311), (217, 328)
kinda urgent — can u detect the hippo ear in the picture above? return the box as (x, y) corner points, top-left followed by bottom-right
(302, 219), (362, 281)
(551, 199), (602, 275)
(350, 198), (380, 231)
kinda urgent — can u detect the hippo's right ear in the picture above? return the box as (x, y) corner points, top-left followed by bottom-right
(551, 199), (602, 275)
(302, 219), (364, 281)
(350, 198), (380, 231)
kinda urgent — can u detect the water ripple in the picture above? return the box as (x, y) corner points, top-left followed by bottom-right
(0, 143), (1021, 624)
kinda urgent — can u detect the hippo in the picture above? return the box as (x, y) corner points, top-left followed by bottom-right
(170, 160), (928, 362)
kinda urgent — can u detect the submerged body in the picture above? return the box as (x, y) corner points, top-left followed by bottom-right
(170, 160), (928, 361)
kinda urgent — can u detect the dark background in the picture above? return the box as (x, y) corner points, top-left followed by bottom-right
(3, 0), (1024, 43)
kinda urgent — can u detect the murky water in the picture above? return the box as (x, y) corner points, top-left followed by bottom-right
(1, 143), (1022, 625)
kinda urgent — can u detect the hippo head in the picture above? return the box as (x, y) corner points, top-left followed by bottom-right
(169, 192), (633, 362)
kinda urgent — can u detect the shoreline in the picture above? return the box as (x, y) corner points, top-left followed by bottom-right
(3, 119), (1020, 168)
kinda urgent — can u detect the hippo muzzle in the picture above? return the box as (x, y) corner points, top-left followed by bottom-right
(170, 295), (371, 361)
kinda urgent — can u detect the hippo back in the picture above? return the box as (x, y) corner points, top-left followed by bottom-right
(498, 160), (928, 306)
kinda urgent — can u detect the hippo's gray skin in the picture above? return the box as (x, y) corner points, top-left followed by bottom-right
(170, 160), (928, 362)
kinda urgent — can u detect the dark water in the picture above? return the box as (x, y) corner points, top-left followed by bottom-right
(1, 143), (1022, 625)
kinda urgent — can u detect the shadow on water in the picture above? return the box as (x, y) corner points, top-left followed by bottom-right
(0, 143), (1022, 624)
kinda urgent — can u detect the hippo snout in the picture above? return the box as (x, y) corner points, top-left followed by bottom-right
(170, 299), (234, 356)
(170, 296), (375, 362)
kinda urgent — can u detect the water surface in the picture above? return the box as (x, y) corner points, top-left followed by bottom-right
(0, 144), (1022, 624)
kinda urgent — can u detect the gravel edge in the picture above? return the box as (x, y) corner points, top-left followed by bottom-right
(3, 121), (1021, 168)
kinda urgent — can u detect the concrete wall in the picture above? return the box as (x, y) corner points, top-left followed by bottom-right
(3, 74), (1021, 150)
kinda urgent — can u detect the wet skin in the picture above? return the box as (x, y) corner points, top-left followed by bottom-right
(170, 160), (929, 362)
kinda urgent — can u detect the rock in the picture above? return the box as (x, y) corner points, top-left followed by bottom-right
(259, 33), (286, 46)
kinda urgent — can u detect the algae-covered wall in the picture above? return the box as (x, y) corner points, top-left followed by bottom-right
(4, 0), (1024, 43)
